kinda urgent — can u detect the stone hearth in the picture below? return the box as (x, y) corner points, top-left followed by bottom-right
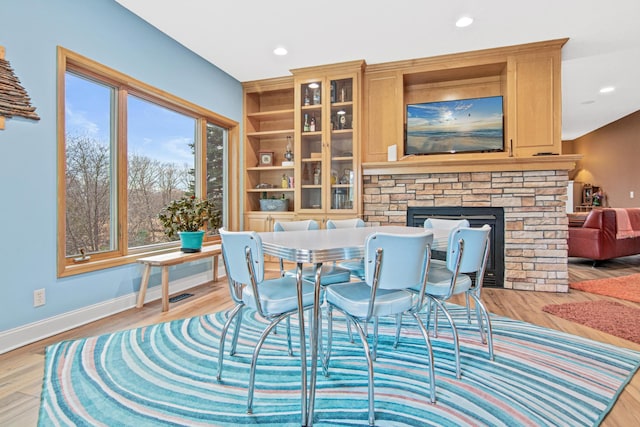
(362, 170), (569, 292)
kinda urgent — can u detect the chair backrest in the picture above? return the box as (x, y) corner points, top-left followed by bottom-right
(446, 224), (491, 275)
(326, 218), (365, 229)
(273, 219), (319, 232)
(424, 217), (470, 232)
(364, 232), (433, 290)
(220, 229), (265, 285)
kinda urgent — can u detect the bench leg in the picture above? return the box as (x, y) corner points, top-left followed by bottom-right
(213, 254), (219, 282)
(136, 265), (152, 308)
(161, 266), (170, 312)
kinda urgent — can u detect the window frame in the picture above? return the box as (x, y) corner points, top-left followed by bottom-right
(57, 47), (239, 277)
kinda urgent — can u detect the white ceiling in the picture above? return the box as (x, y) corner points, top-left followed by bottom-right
(115, 0), (640, 141)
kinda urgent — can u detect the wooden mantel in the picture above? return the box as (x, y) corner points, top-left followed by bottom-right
(362, 154), (582, 175)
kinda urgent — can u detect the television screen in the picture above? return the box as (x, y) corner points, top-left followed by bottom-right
(405, 96), (504, 155)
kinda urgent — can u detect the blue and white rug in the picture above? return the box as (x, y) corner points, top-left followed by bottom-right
(39, 304), (640, 426)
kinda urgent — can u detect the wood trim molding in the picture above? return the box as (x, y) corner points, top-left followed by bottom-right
(362, 154), (582, 175)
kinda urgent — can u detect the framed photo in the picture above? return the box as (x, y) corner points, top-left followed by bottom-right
(258, 151), (274, 166)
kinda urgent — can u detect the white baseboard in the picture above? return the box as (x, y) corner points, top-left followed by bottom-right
(0, 271), (211, 355)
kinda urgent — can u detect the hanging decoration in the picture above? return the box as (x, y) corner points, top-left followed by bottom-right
(0, 46), (40, 130)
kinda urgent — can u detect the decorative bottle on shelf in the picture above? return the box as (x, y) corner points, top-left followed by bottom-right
(313, 88), (320, 105)
(303, 114), (310, 132)
(338, 112), (346, 129)
(304, 87), (310, 106)
(284, 136), (294, 162)
(303, 162), (309, 183)
(313, 167), (321, 185)
(309, 114), (316, 132)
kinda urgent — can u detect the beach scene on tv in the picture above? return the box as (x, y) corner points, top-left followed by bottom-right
(406, 96), (504, 155)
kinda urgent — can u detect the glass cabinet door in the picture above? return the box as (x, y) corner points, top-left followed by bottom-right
(297, 74), (358, 214)
(299, 80), (323, 210)
(329, 78), (355, 212)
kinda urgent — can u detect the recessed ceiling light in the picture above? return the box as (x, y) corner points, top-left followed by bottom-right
(456, 16), (473, 28)
(599, 86), (615, 94)
(273, 47), (288, 56)
(308, 82), (319, 89)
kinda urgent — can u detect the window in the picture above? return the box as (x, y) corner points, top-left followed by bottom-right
(126, 95), (197, 248)
(57, 47), (237, 277)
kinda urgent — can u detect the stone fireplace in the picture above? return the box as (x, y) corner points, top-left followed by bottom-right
(362, 170), (570, 292)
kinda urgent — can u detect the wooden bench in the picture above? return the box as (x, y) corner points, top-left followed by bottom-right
(136, 244), (222, 312)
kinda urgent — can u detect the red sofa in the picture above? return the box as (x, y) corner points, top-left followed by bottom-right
(568, 208), (640, 263)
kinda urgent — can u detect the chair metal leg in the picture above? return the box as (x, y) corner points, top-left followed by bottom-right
(217, 304), (244, 381)
(431, 299), (462, 379)
(346, 317), (354, 343)
(424, 299), (433, 330)
(424, 299), (440, 338)
(350, 316), (375, 426)
(321, 306), (334, 377)
(393, 313), (402, 349)
(465, 292), (472, 324)
(433, 306), (440, 338)
(286, 316), (293, 356)
(372, 317), (379, 361)
(470, 294), (494, 361)
(230, 307), (244, 357)
(411, 312), (437, 404)
(247, 313), (289, 414)
(474, 300), (486, 344)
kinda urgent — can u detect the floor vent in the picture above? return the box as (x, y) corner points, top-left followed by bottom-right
(169, 293), (194, 303)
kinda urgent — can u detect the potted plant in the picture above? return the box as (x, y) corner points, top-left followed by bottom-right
(158, 195), (221, 252)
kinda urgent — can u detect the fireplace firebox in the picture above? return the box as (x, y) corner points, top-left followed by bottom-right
(407, 207), (504, 287)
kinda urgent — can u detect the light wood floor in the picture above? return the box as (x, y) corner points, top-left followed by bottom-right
(3, 256), (640, 426)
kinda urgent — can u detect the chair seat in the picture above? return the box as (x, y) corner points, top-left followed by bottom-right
(243, 275), (315, 315)
(338, 260), (365, 279)
(285, 264), (351, 285)
(421, 265), (472, 297)
(325, 281), (416, 318)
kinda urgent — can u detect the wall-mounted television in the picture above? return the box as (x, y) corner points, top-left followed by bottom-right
(405, 95), (504, 156)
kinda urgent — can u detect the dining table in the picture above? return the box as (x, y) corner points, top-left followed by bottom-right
(258, 225), (448, 426)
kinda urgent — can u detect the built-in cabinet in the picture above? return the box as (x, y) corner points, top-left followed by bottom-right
(508, 49), (562, 157)
(242, 77), (296, 231)
(292, 61), (363, 218)
(362, 39), (566, 163)
(242, 62), (364, 231)
(239, 40), (567, 230)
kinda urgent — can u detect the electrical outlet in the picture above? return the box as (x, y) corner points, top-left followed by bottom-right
(34, 289), (46, 307)
(631, 191), (635, 199)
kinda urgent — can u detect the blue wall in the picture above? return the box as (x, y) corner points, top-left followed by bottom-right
(0, 0), (241, 336)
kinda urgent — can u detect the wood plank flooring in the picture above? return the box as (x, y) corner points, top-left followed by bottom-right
(2, 256), (640, 426)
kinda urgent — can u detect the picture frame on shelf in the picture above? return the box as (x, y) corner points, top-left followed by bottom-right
(258, 151), (274, 167)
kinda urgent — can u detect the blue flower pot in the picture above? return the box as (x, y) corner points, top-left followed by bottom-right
(178, 231), (205, 253)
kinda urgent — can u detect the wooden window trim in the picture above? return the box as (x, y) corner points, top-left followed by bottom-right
(57, 47), (236, 277)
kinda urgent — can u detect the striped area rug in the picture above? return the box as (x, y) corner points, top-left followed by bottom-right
(39, 305), (640, 426)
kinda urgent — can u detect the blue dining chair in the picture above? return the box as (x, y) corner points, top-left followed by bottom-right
(218, 229), (316, 414)
(418, 224), (493, 379)
(326, 218), (366, 279)
(424, 217), (475, 322)
(424, 217), (470, 230)
(274, 220), (352, 285)
(323, 231), (436, 426)
(424, 218), (469, 267)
